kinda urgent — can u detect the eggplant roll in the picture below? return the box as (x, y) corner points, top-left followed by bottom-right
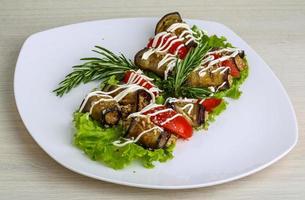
(187, 50), (246, 90)
(80, 95), (121, 126)
(134, 48), (168, 77)
(167, 101), (206, 127)
(103, 86), (152, 118)
(124, 116), (177, 149)
(135, 12), (197, 77)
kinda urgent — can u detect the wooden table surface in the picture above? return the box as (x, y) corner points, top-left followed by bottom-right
(1, 0), (305, 199)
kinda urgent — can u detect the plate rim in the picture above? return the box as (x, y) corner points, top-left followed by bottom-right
(14, 17), (299, 189)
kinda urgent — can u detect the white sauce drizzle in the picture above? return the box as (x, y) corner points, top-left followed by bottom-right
(181, 103), (194, 115)
(80, 84), (156, 116)
(113, 85), (146, 102)
(127, 103), (163, 119)
(220, 67), (230, 74)
(174, 43), (184, 54)
(148, 108), (173, 117)
(167, 23), (191, 32)
(89, 98), (115, 115)
(159, 37), (185, 53)
(126, 70), (154, 82)
(196, 48), (242, 77)
(211, 66), (230, 74)
(174, 97), (196, 102)
(198, 99), (205, 104)
(112, 126), (163, 147)
(164, 60), (177, 80)
(164, 97), (196, 105)
(126, 70), (161, 94)
(141, 35), (178, 60)
(201, 55), (215, 66)
(185, 37), (194, 46)
(79, 91), (112, 112)
(127, 102), (183, 127)
(180, 29), (192, 38)
(164, 97), (176, 105)
(167, 23), (198, 45)
(206, 47), (239, 55)
(165, 98), (197, 115)
(160, 113), (182, 126)
(152, 32), (169, 47)
(208, 86), (216, 93)
(208, 51), (239, 67)
(216, 81), (227, 92)
(158, 53), (176, 69)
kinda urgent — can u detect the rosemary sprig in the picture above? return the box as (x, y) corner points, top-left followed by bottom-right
(173, 34), (210, 97)
(180, 86), (212, 99)
(53, 46), (137, 96)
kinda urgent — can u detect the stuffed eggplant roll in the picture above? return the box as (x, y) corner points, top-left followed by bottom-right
(188, 48), (247, 92)
(135, 12), (199, 79)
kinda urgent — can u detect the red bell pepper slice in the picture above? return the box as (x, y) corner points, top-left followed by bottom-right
(210, 53), (240, 78)
(198, 98), (222, 112)
(146, 35), (188, 59)
(143, 105), (193, 139)
(123, 71), (159, 96)
(221, 59), (240, 78)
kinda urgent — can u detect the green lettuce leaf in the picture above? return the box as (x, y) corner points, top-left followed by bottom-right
(155, 95), (165, 104)
(73, 112), (174, 169)
(207, 35), (233, 48)
(107, 75), (120, 85)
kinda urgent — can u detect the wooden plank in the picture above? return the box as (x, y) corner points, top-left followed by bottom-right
(0, 0), (304, 199)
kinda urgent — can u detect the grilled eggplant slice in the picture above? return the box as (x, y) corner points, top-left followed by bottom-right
(80, 95), (121, 126)
(134, 48), (167, 77)
(155, 12), (182, 34)
(234, 54), (247, 71)
(101, 107), (121, 126)
(124, 116), (176, 149)
(167, 101), (206, 127)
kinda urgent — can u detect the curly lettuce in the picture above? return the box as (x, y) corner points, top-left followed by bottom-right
(73, 112), (174, 169)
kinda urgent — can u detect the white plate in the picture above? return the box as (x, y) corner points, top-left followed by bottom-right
(14, 18), (298, 189)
